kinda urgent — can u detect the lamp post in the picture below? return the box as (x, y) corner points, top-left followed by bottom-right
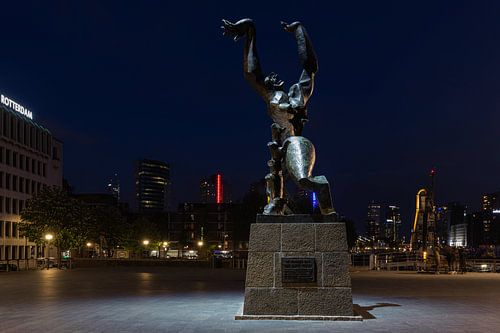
(86, 242), (93, 258)
(197, 240), (204, 259)
(44, 234), (53, 270)
(162, 241), (169, 259)
(143, 240), (149, 258)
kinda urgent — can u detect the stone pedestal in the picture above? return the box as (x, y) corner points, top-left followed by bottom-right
(235, 214), (361, 321)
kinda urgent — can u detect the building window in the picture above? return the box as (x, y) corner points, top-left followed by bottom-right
(5, 198), (10, 214)
(6, 149), (11, 165)
(13, 152), (17, 168)
(12, 222), (17, 238)
(5, 173), (10, 190)
(0, 221), (3, 237)
(5, 221), (10, 237)
(12, 175), (17, 191)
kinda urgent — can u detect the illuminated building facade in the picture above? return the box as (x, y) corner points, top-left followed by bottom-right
(440, 202), (468, 247)
(0, 96), (63, 263)
(480, 192), (500, 245)
(366, 201), (382, 242)
(135, 159), (170, 213)
(175, 202), (237, 251)
(385, 205), (402, 244)
(200, 173), (224, 204)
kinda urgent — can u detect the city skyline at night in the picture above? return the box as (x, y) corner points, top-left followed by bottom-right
(1, 2), (500, 234)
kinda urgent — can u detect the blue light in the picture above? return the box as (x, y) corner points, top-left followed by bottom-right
(312, 192), (318, 209)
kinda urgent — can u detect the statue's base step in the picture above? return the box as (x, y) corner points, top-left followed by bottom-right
(235, 305), (363, 321)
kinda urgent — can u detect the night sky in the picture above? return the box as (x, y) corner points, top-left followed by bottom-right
(2, 1), (500, 236)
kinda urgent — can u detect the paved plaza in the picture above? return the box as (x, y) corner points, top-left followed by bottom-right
(1, 266), (499, 332)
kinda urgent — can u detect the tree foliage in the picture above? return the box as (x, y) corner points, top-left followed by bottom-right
(20, 186), (92, 253)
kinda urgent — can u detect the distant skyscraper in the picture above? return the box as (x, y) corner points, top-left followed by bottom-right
(135, 159), (170, 213)
(200, 173), (224, 204)
(106, 173), (120, 201)
(366, 201), (382, 242)
(480, 192), (500, 245)
(440, 202), (467, 247)
(385, 205), (402, 244)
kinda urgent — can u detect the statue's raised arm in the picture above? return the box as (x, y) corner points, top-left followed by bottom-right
(221, 18), (268, 99)
(281, 21), (318, 108)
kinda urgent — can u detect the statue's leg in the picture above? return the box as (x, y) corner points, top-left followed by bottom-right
(297, 176), (335, 215)
(263, 124), (286, 215)
(283, 136), (335, 216)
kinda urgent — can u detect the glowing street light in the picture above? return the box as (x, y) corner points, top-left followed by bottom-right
(86, 242), (92, 247)
(44, 233), (53, 270)
(197, 241), (204, 247)
(163, 241), (169, 247)
(143, 240), (150, 246)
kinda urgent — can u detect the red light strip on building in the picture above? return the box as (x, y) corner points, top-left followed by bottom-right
(216, 174), (223, 204)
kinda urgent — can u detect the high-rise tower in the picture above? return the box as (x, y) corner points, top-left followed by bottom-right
(135, 159), (170, 213)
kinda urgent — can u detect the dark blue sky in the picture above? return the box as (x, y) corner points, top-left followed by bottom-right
(2, 1), (500, 235)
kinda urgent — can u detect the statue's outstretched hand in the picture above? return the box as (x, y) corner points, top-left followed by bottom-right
(221, 18), (254, 41)
(280, 21), (302, 33)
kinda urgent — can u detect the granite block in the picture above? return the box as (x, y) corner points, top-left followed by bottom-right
(322, 252), (351, 287)
(315, 223), (348, 252)
(281, 224), (315, 252)
(298, 288), (353, 316)
(245, 252), (274, 287)
(249, 223), (281, 252)
(243, 288), (298, 315)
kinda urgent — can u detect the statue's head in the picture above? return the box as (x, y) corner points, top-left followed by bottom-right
(264, 72), (284, 91)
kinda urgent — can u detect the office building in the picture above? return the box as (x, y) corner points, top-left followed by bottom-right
(439, 202), (467, 247)
(200, 173), (224, 204)
(366, 201), (382, 242)
(385, 205), (402, 244)
(0, 93), (63, 263)
(135, 159), (170, 213)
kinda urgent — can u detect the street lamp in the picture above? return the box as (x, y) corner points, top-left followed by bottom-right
(44, 233), (53, 270)
(197, 240), (203, 247)
(143, 240), (149, 246)
(86, 242), (92, 247)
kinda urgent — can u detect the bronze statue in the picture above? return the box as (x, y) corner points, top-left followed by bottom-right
(222, 18), (335, 216)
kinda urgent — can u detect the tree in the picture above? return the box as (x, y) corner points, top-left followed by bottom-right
(20, 186), (91, 265)
(87, 205), (126, 257)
